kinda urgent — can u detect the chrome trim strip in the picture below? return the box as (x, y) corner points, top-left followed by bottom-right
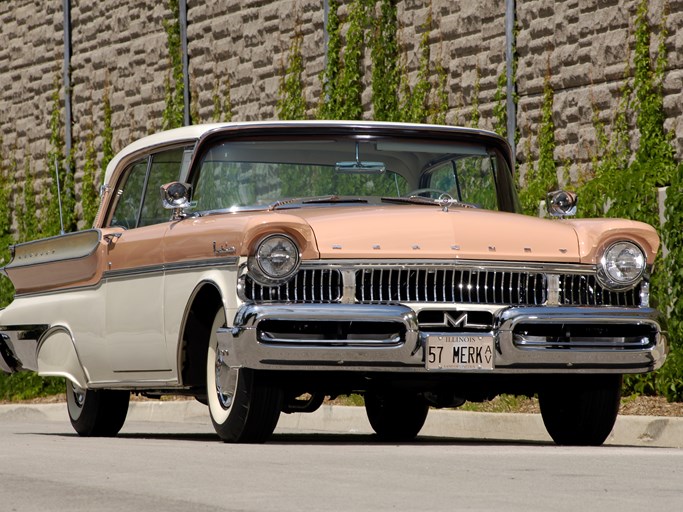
(13, 280), (105, 299)
(112, 369), (173, 373)
(282, 259), (600, 274)
(104, 264), (166, 280)
(259, 332), (403, 346)
(104, 257), (239, 280)
(514, 336), (652, 349)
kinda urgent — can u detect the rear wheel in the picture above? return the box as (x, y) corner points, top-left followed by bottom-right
(365, 391), (429, 442)
(207, 308), (283, 443)
(66, 380), (130, 437)
(539, 374), (622, 446)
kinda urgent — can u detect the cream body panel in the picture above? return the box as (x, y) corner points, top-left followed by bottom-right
(37, 329), (88, 388)
(0, 286), (105, 384)
(105, 274), (170, 376)
(103, 225), (170, 378)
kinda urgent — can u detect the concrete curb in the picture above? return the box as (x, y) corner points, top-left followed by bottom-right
(1, 401), (681, 448)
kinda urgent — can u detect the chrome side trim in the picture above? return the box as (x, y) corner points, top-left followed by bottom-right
(13, 280), (105, 299)
(258, 259), (599, 274)
(104, 257), (239, 280)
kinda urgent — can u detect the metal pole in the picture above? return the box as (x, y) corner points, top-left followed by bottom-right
(180, 0), (190, 126)
(63, 0), (72, 164)
(505, 0), (516, 164)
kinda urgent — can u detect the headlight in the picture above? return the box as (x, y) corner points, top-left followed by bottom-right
(248, 234), (300, 285)
(598, 241), (646, 290)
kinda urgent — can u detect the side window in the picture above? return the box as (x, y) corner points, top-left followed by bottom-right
(111, 160), (148, 229)
(139, 148), (185, 227)
(109, 147), (187, 229)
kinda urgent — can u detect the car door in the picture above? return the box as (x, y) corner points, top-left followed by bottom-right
(103, 147), (186, 379)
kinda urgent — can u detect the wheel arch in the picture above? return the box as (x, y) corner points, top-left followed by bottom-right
(36, 326), (88, 389)
(177, 281), (225, 390)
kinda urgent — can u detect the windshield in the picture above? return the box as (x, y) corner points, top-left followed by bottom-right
(190, 136), (519, 212)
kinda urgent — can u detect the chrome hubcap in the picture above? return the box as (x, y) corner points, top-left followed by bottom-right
(215, 349), (237, 410)
(72, 385), (85, 408)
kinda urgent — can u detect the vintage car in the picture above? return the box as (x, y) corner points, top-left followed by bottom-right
(0, 121), (667, 445)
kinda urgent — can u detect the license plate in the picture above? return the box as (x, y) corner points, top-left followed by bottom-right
(425, 333), (495, 370)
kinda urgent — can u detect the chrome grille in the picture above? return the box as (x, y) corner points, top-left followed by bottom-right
(355, 268), (547, 305)
(559, 274), (642, 306)
(242, 269), (342, 303)
(240, 264), (644, 307)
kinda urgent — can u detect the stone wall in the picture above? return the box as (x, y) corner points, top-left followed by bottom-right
(0, 0), (681, 212)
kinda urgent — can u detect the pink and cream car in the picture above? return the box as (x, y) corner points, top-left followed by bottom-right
(0, 121), (667, 445)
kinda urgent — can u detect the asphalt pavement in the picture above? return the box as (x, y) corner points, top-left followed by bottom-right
(1, 400), (682, 447)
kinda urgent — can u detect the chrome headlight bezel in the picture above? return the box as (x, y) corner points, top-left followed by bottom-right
(597, 241), (647, 291)
(247, 233), (301, 286)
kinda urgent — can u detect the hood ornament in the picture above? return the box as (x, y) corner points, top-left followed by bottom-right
(436, 193), (457, 212)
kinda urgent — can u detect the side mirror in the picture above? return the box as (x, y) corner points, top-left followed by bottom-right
(161, 181), (192, 219)
(546, 190), (577, 218)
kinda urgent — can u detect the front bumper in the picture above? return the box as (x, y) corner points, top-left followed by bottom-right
(219, 303), (668, 374)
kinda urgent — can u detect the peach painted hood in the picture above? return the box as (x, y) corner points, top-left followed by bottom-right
(272, 205), (660, 264)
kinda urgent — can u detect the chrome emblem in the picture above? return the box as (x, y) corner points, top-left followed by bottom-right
(213, 242), (236, 256)
(420, 311), (490, 330)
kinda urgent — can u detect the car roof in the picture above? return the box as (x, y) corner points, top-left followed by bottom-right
(103, 121), (512, 186)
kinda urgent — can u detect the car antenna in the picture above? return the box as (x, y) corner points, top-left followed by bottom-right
(54, 156), (65, 235)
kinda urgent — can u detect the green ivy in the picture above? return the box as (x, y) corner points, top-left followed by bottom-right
(101, 83), (114, 173)
(577, 76), (632, 219)
(339, 0), (368, 120)
(277, 21), (307, 120)
(431, 53), (449, 125)
(371, 0), (400, 121)
(212, 77), (234, 123)
(19, 152), (38, 243)
(162, 0), (185, 130)
(0, 135), (14, 308)
(398, 10), (432, 123)
(81, 120), (99, 227)
(518, 65), (557, 215)
(492, 70), (507, 138)
(318, 0), (341, 118)
(468, 66), (481, 128)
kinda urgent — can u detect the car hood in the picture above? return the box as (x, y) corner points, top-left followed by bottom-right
(281, 205), (583, 262)
(273, 205), (660, 265)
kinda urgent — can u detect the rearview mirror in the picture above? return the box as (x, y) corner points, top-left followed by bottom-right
(546, 190), (577, 218)
(161, 182), (192, 219)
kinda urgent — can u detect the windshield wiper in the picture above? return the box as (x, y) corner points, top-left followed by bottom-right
(381, 196), (478, 209)
(381, 196), (437, 206)
(268, 196), (368, 210)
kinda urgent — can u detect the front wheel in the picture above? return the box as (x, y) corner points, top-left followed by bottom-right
(538, 374), (622, 446)
(365, 391), (429, 442)
(207, 308), (283, 443)
(66, 380), (130, 437)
